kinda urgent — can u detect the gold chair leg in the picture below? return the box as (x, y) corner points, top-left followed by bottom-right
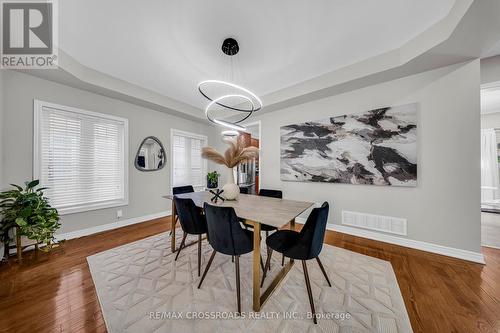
(198, 250), (216, 289)
(197, 235), (202, 277)
(235, 255), (241, 314)
(175, 232), (187, 261)
(261, 248), (273, 287)
(265, 230), (271, 271)
(316, 257), (332, 287)
(302, 260), (317, 324)
(169, 216), (179, 236)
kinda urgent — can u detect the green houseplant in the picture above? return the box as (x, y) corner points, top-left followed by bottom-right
(0, 180), (61, 255)
(206, 171), (220, 189)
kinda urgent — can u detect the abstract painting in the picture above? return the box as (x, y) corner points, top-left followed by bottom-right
(280, 103), (418, 186)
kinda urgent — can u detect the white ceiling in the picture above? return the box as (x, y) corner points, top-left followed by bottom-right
(59, 0), (455, 111)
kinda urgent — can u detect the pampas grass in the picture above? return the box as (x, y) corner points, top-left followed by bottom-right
(202, 136), (259, 168)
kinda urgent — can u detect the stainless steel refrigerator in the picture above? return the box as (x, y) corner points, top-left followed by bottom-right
(237, 159), (256, 194)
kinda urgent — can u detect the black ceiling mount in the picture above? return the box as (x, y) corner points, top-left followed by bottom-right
(221, 38), (239, 56)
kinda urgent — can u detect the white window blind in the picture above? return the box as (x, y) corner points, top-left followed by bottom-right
(34, 101), (128, 215)
(171, 130), (207, 190)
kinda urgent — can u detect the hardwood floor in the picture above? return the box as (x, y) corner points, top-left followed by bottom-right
(0, 216), (499, 332)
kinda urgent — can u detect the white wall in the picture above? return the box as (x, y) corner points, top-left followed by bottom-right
(2, 70), (218, 234)
(481, 55), (500, 85)
(254, 60), (481, 253)
(480, 56), (500, 129)
(481, 112), (500, 129)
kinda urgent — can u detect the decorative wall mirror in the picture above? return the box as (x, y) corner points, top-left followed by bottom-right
(135, 136), (166, 172)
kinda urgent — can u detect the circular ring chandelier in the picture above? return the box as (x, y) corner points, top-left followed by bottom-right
(198, 80), (263, 113)
(221, 130), (239, 137)
(205, 94), (254, 131)
(198, 38), (262, 131)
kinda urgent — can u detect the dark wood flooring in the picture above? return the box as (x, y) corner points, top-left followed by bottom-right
(0, 216), (499, 332)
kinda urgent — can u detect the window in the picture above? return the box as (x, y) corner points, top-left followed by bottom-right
(34, 100), (128, 215)
(171, 129), (207, 191)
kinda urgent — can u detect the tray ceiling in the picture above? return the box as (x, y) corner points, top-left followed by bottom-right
(59, 0), (456, 112)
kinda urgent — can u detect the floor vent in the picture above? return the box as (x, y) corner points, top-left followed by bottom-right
(342, 210), (407, 236)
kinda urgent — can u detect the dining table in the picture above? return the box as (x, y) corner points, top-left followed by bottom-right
(163, 191), (313, 312)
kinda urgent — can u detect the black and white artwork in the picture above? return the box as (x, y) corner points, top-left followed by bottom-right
(280, 103), (418, 186)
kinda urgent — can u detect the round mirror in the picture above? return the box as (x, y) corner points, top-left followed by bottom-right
(135, 136), (166, 171)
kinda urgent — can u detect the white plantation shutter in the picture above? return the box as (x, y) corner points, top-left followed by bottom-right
(172, 130), (207, 190)
(190, 138), (203, 186)
(34, 101), (128, 214)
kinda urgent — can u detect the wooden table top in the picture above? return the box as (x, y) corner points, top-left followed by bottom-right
(164, 191), (313, 229)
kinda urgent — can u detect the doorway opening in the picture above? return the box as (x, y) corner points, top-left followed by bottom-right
(236, 121), (261, 195)
(480, 82), (500, 249)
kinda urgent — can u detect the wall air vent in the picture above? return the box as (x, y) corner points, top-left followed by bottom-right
(342, 210), (407, 236)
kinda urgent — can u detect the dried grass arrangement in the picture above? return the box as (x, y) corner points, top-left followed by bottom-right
(201, 136), (259, 168)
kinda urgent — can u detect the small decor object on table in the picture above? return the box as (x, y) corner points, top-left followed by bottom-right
(202, 136), (259, 200)
(206, 171), (220, 189)
(0, 180), (61, 262)
(209, 189), (225, 204)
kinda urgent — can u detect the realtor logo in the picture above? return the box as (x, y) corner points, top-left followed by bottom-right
(1, 0), (58, 69)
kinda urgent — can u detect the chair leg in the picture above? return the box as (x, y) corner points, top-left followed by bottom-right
(265, 230), (271, 271)
(175, 232), (187, 261)
(302, 260), (317, 324)
(281, 254), (285, 266)
(198, 250), (216, 289)
(170, 216), (179, 236)
(197, 235), (202, 277)
(235, 255), (241, 314)
(260, 255), (265, 272)
(316, 257), (332, 287)
(232, 255), (234, 262)
(260, 249), (273, 287)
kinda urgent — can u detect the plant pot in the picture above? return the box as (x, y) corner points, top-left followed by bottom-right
(207, 176), (218, 189)
(222, 167), (239, 200)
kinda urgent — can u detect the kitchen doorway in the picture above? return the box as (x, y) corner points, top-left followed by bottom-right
(237, 121), (261, 195)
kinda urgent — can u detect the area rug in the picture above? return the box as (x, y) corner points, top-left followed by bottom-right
(87, 230), (412, 332)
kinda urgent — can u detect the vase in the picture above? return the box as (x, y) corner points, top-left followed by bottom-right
(222, 167), (239, 200)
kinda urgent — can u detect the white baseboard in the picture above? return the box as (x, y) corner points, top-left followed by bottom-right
(329, 224), (485, 264)
(482, 244), (500, 250)
(55, 210), (171, 241)
(53, 212), (485, 264)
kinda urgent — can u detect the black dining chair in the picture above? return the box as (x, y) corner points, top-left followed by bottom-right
(171, 185), (195, 235)
(173, 197), (208, 277)
(261, 202), (331, 324)
(243, 189), (283, 269)
(198, 203), (262, 313)
(173, 185), (195, 195)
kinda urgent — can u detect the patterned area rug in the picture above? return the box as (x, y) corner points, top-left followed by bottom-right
(87, 230), (412, 332)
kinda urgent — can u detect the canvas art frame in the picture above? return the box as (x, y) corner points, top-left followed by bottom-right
(280, 103), (418, 187)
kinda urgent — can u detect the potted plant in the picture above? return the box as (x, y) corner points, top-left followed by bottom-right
(206, 171), (220, 189)
(0, 180), (61, 258)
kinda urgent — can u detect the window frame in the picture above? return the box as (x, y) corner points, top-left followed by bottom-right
(33, 100), (129, 215)
(170, 129), (208, 193)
